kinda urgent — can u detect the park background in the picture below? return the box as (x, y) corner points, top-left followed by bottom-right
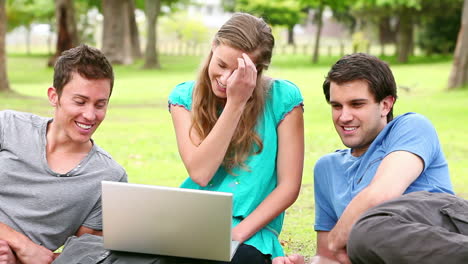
(1, 0), (468, 261)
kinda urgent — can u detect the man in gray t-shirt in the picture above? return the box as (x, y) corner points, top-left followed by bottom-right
(0, 44), (127, 264)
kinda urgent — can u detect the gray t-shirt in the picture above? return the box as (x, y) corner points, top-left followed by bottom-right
(0, 110), (127, 250)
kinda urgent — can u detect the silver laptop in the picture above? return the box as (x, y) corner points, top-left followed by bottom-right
(101, 181), (240, 261)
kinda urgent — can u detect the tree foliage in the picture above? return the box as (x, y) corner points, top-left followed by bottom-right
(222, 0), (304, 28)
(6, 0), (54, 32)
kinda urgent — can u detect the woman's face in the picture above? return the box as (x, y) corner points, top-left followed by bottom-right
(208, 44), (252, 99)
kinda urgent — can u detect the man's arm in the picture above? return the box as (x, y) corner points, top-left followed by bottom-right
(327, 151), (424, 261)
(75, 226), (102, 237)
(0, 222), (55, 264)
(271, 232), (340, 264)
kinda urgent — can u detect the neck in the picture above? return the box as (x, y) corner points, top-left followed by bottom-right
(46, 121), (92, 154)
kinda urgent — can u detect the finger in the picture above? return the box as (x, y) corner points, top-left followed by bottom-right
(237, 57), (246, 76)
(290, 254), (305, 263)
(227, 69), (238, 87)
(242, 53), (255, 68)
(273, 257), (287, 264)
(242, 53), (257, 80)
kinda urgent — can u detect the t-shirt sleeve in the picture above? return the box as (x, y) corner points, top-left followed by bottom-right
(82, 170), (127, 231)
(168, 81), (195, 112)
(383, 113), (440, 172)
(81, 197), (103, 231)
(313, 157), (338, 231)
(271, 80), (304, 124)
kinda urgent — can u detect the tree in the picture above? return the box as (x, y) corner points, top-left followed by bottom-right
(448, 0), (468, 89)
(143, 0), (161, 69)
(141, 0), (189, 69)
(222, 0), (304, 45)
(102, 0), (141, 65)
(0, 0), (10, 92)
(48, 0), (79, 66)
(6, 0), (55, 55)
(351, 0), (418, 63)
(418, 0), (462, 55)
(302, 0), (351, 63)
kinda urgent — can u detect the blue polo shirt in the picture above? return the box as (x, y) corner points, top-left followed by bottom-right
(314, 112), (454, 231)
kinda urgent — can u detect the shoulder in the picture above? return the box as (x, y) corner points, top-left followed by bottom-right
(91, 144), (127, 181)
(383, 112), (437, 139)
(267, 79), (304, 122)
(0, 110), (49, 127)
(269, 79), (302, 99)
(314, 149), (349, 170)
(389, 112), (434, 129)
(168, 81), (196, 111)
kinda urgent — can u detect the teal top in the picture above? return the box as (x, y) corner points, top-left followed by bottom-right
(168, 79), (303, 258)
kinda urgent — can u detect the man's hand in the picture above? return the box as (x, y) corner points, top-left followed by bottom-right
(273, 254), (305, 264)
(226, 53), (257, 106)
(310, 255), (341, 264)
(0, 240), (17, 264)
(14, 240), (55, 264)
(327, 227), (350, 263)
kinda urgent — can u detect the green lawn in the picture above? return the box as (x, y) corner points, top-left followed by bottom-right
(1, 53), (467, 259)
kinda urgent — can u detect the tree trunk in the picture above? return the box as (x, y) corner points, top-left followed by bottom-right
(143, 0), (161, 69)
(448, 0), (468, 89)
(378, 16), (397, 57)
(396, 8), (413, 63)
(128, 0), (141, 59)
(102, 0), (140, 65)
(312, 4), (324, 64)
(287, 25), (295, 45)
(0, 0), (10, 93)
(48, 0), (79, 67)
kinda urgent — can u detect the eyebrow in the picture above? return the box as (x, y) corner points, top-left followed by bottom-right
(215, 57), (229, 66)
(73, 94), (108, 103)
(329, 98), (369, 104)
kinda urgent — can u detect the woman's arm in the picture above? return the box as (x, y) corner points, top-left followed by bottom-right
(170, 54), (257, 187)
(232, 106), (304, 242)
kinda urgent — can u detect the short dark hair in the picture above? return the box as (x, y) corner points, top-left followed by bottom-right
(53, 44), (114, 97)
(323, 53), (398, 122)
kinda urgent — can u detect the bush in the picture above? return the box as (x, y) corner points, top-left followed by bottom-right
(417, 8), (461, 55)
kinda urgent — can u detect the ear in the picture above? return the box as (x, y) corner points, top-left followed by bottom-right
(47, 87), (59, 107)
(380, 95), (395, 117)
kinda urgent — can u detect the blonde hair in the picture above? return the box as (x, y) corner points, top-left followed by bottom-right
(191, 13), (275, 173)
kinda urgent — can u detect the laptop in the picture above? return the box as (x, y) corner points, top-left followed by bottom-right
(101, 181), (240, 261)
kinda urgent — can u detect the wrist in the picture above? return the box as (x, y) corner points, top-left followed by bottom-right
(8, 232), (31, 255)
(224, 100), (247, 115)
(232, 225), (248, 243)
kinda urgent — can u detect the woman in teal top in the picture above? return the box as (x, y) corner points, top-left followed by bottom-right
(168, 13), (304, 264)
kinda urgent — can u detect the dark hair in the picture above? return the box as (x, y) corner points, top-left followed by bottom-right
(53, 44), (114, 97)
(323, 53), (397, 122)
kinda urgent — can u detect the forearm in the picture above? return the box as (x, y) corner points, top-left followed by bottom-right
(0, 222), (31, 254)
(329, 187), (396, 250)
(233, 183), (300, 243)
(183, 101), (246, 186)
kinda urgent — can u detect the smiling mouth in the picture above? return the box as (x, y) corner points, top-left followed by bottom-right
(343, 127), (356, 131)
(76, 121), (93, 130)
(217, 80), (227, 89)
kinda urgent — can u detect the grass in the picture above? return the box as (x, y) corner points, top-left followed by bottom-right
(1, 53), (467, 260)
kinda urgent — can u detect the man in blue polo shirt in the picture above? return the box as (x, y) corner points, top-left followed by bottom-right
(274, 53), (468, 264)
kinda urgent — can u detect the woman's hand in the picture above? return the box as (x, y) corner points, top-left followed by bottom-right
(226, 53), (257, 106)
